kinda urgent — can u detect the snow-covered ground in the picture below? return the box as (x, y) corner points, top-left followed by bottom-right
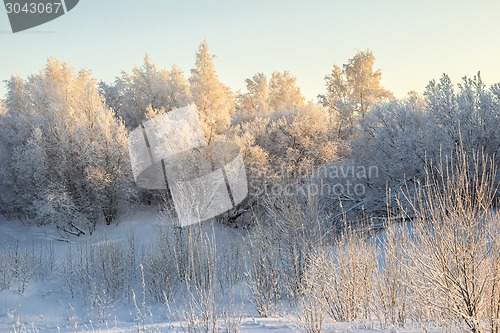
(0, 211), (294, 332)
(0, 211), (434, 333)
(0, 210), (160, 332)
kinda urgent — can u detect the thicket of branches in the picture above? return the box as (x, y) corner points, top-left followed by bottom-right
(295, 148), (499, 333)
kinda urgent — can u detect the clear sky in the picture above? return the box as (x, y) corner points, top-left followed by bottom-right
(1, 0), (500, 101)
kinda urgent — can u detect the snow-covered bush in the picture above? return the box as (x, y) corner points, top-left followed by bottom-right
(0, 241), (15, 291)
(0, 239), (55, 294)
(163, 225), (219, 333)
(323, 229), (376, 322)
(142, 231), (180, 302)
(373, 222), (411, 326)
(399, 148), (499, 333)
(245, 220), (281, 317)
(297, 249), (330, 333)
(245, 194), (327, 316)
(60, 237), (130, 306)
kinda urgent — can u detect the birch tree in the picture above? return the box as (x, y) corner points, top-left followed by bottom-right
(319, 50), (393, 138)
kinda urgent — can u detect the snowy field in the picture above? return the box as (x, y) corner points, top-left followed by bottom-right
(0, 211), (298, 333)
(0, 210), (440, 333)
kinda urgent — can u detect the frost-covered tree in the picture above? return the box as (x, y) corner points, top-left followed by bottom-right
(237, 73), (271, 115)
(257, 105), (336, 179)
(0, 58), (133, 233)
(319, 50), (393, 138)
(100, 55), (192, 130)
(229, 99), (338, 228)
(189, 41), (234, 143)
(268, 71), (305, 110)
(425, 72), (500, 161)
(234, 72), (327, 188)
(231, 103), (336, 202)
(352, 93), (430, 185)
(237, 71), (304, 117)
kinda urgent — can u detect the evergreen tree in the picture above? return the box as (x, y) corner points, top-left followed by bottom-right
(189, 41), (234, 144)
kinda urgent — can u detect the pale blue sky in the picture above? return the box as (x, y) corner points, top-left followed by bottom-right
(1, 0), (500, 100)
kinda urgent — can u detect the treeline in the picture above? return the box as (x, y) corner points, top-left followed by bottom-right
(0, 42), (499, 233)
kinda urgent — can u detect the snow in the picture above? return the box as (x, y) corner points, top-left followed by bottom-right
(0, 211), (439, 333)
(0, 211), (276, 332)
